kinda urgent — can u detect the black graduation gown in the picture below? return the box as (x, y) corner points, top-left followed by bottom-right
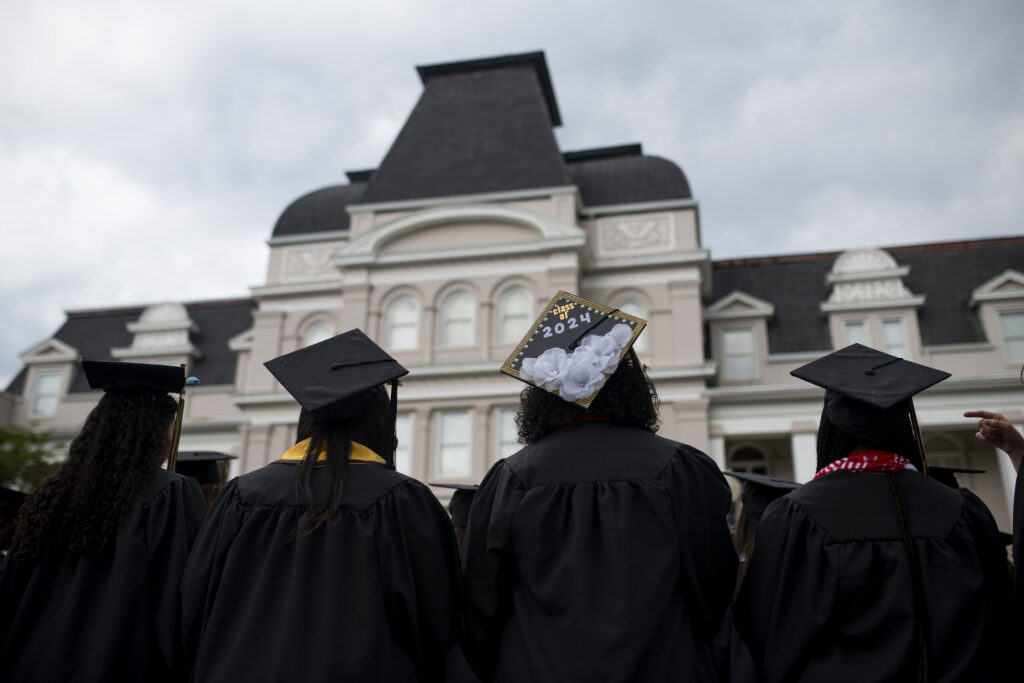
(732, 470), (1011, 683)
(180, 458), (462, 683)
(461, 421), (738, 683)
(0, 469), (206, 682)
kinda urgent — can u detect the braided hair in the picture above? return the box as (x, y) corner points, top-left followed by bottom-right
(14, 390), (177, 562)
(816, 405), (921, 472)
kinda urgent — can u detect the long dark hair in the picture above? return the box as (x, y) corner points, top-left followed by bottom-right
(292, 385), (392, 537)
(14, 390), (178, 562)
(516, 349), (660, 444)
(816, 405), (921, 471)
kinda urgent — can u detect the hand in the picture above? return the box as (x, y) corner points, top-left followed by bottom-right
(964, 410), (1024, 472)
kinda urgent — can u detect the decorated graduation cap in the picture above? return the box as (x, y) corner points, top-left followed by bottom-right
(431, 483), (478, 529)
(81, 358), (200, 473)
(791, 343), (950, 471)
(175, 451), (236, 486)
(500, 291), (646, 408)
(264, 329), (408, 421)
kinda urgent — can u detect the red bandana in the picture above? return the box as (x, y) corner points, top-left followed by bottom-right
(814, 450), (917, 480)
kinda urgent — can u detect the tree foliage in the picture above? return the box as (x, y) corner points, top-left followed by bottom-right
(0, 425), (60, 492)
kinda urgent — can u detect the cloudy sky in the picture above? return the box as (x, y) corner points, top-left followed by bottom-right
(1, 0), (1022, 387)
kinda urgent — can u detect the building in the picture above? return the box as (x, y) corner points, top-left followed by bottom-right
(4, 52), (1023, 529)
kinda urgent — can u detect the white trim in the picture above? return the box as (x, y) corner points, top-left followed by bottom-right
(586, 249), (709, 272)
(970, 269), (1024, 307)
(228, 328), (255, 352)
(821, 296), (925, 313)
(19, 338), (79, 364)
(267, 230), (350, 247)
(111, 344), (199, 359)
(766, 351), (829, 363)
(250, 279), (343, 299)
(826, 266), (910, 284)
(580, 198), (698, 217)
(921, 342), (995, 354)
(335, 235), (586, 268)
(706, 291), (775, 320)
(348, 185), (579, 214)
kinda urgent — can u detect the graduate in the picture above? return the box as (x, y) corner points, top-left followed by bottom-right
(0, 359), (206, 682)
(732, 344), (1012, 683)
(462, 292), (737, 682)
(174, 450), (235, 508)
(180, 329), (462, 683)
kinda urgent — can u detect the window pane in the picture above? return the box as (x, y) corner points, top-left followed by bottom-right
(882, 319), (905, 356)
(31, 372), (61, 418)
(388, 296), (419, 350)
(499, 288), (532, 344)
(1002, 312), (1024, 362)
(616, 299), (647, 352)
(722, 328), (755, 380)
(302, 321), (334, 347)
(441, 292), (475, 347)
(395, 413), (413, 475)
(437, 411), (472, 477)
(845, 321), (867, 345)
(496, 408), (519, 461)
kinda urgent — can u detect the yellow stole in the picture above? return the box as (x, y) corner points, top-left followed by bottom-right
(275, 438), (386, 465)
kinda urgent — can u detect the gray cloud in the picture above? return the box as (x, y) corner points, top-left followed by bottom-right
(1, 0), (1022, 385)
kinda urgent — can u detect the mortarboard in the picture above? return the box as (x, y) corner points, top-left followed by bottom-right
(81, 358), (200, 473)
(431, 483), (478, 529)
(175, 451), (236, 486)
(264, 329), (408, 420)
(82, 359), (187, 394)
(790, 343), (950, 442)
(724, 470), (801, 492)
(927, 466), (985, 490)
(499, 291), (646, 408)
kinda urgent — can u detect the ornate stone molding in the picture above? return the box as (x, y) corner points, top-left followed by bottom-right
(595, 213), (675, 257)
(113, 302), (199, 359)
(822, 249), (924, 311)
(283, 245), (341, 281)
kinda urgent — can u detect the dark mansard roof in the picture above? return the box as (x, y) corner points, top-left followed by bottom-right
(270, 52), (692, 239)
(710, 236), (1024, 354)
(5, 299), (256, 395)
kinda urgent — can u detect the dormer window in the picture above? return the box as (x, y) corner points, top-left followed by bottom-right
(1001, 311), (1024, 362)
(29, 370), (62, 419)
(721, 328), (756, 381)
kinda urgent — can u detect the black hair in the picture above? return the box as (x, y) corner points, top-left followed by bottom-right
(14, 390), (178, 562)
(516, 348), (659, 444)
(816, 405), (922, 471)
(292, 385), (392, 537)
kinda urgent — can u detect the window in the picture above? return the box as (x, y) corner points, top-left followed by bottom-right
(386, 296), (420, 350)
(729, 446), (767, 475)
(440, 291), (475, 347)
(301, 320), (334, 348)
(882, 319), (905, 356)
(1001, 311), (1024, 362)
(615, 298), (648, 352)
(395, 412), (414, 475)
(436, 410), (472, 478)
(30, 371), (62, 418)
(498, 287), (532, 344)
(844, 320), (867, 346)
(494, 407), (519, 461)
(721, 328), (755, 380)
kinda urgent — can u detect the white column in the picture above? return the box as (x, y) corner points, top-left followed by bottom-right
(791, 432), (818, 484)
(708, 435), (726, 471)
(994, 421), (1023, 523)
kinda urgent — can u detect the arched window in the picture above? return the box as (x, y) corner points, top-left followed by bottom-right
(729, 446), (767, 475)
(440, 291), (475, 347)
(301, 320), (334, 348)
(387, 296), (420, 350)
(615, 297), (648, 352)
(498, 287), (532, 345)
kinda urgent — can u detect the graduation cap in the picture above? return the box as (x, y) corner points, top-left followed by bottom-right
(431, 483), (478, 529)
(264, 329), (408, 420)
(81, 358), (200, 473)
(927, 466), (985, 490)
(499, 291), (646, 408)
(791, 343), (950, 444)
(175, 451), (236, 486)
(82, 359), (187, 394)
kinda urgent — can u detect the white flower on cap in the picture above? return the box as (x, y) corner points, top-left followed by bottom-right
(520, 347), (569, 390)
(520, 323), (634, 403)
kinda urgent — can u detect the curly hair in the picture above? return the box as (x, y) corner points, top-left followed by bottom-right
(14, 390), (177, 562)
(516, 348), (660, 444)
(292, 385), (393, 538)
(816, 404), (921, 472)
